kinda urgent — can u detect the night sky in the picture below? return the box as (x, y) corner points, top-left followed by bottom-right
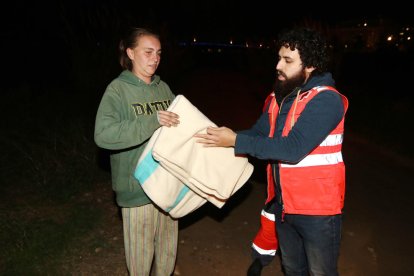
(2, 1), (413, 43)
(1, 0), (412, 89)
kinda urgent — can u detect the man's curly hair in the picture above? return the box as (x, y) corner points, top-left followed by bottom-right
(276, 27), (329, 74)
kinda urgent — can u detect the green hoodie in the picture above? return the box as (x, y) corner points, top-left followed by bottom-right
(94, 70), (175, 207)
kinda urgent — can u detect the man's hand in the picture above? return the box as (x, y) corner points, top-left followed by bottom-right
(194, 126), (237, 147)
(157, 110), (180, 127)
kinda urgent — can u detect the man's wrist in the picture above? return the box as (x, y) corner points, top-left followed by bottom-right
(232, 133), (237, 147)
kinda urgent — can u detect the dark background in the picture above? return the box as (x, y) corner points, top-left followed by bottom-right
(2, 1), (413, 92)
(1, 1), (414, 274)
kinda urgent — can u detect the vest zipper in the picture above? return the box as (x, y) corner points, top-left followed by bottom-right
(273, 163), (285, 222)
(275, 89), (300, 222)
(278, 87), (300, 115)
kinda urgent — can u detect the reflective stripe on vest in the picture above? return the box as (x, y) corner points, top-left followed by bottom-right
(280, 133), (344, 168)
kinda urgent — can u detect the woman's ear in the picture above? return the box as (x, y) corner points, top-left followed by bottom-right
(126, 48), (134, 60)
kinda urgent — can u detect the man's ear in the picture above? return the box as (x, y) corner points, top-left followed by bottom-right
(305, 66), (315, 79)
(305, 66), (315, 74)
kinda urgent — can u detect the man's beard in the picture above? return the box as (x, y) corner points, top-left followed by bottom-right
(274, 69), (306, 98)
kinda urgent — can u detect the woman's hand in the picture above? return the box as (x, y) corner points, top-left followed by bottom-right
(157, 110), (180, 127)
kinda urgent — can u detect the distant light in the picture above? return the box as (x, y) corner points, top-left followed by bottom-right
(245, 42), (249, 48)
(193, 37), (197, 43)
(387, 36), (393, 41)
(229, 40), (233, 45)
(408, 36), (411, 41)
(363, 22), (367, 27)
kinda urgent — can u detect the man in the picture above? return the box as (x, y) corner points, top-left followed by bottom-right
(195, 27), (349, 275)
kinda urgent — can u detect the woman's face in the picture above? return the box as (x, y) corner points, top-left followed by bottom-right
(127, 35), (161, 84)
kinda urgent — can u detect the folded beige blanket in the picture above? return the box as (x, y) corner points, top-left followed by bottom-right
(135, 131), (207, 218)
(135, 95), (253, 218)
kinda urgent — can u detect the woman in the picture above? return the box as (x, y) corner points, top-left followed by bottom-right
(94, 27), (180, 276)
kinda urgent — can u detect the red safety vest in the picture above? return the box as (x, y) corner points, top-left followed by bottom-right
(264, 86), (349, 215)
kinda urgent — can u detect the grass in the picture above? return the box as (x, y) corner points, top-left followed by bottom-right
(0, 204), (100, 275)
(0, 85), (108, 275)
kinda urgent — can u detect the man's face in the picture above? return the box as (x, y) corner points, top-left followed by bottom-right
(274, 46), (307, 97)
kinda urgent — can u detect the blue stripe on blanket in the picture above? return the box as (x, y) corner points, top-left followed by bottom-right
(134, 149), (190, 214)
(134, 150), (159, 184)
(166, 185), (190, 212)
